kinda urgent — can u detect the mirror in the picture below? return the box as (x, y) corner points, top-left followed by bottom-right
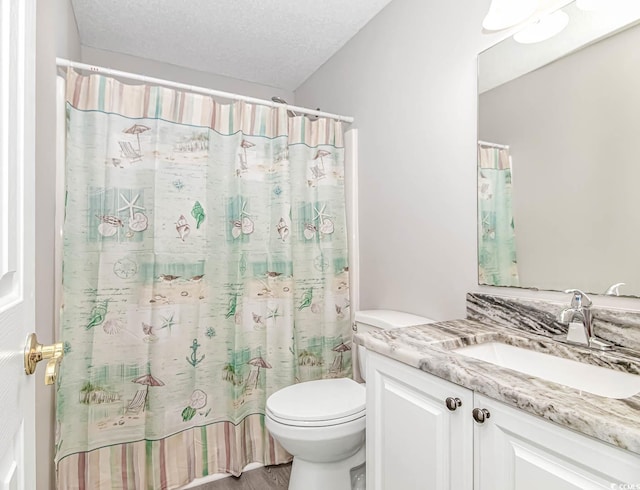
(478, 1), (640, 297)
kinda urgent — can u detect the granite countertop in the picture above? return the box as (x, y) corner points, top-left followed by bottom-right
(354, 319), (640, 454)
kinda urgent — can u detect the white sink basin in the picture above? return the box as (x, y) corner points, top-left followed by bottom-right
(453, 342), (640, 399)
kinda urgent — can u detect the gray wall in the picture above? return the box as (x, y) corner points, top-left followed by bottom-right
(295, 0), (640, 317)
(296, 0), (501, 319)
(479, 23), (640, 295)
(36, 2), (81, 489)
(56, 0), (81, 60)
(80, 46), (295, 103)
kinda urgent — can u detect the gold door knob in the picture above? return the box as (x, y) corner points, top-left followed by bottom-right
(24, 333), (64, 385)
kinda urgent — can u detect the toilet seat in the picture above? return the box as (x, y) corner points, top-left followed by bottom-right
(266, 407), (365, 427)
(266, 378), (365, 427)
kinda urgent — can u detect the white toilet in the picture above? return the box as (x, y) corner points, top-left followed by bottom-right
(265, 310), (434, 490)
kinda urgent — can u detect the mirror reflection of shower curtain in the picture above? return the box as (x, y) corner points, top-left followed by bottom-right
(477, 144), (519, 286)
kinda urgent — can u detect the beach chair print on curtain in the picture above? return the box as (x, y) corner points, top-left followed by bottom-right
(125, 389), (147, 415)
(119, 141), (143, 162)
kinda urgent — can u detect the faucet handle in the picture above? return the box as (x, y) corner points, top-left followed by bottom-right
(604, 283), (625, 296)
(563, 289), (592, 308)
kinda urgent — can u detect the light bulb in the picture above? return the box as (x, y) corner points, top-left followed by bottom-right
(575, 0), (607, 11)
(482, 0), (540, 31)
(513, 10), (570, 44)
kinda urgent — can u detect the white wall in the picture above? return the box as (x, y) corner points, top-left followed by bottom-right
(296, 0), (499, 320)
(80, 46), (295, 103)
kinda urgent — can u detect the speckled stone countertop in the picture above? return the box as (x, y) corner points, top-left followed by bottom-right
(354, 319), (640, 454)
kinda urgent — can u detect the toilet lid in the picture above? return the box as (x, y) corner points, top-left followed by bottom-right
(266, 378), (365, 423)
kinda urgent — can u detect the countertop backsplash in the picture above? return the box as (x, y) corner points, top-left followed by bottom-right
(467, 292), (640, 353)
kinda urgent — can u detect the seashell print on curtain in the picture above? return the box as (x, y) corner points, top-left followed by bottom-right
(56, 68), (351, 489)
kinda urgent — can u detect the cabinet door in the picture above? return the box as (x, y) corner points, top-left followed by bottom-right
(366, 352), (473, 490)
(474, 394), (640, 490)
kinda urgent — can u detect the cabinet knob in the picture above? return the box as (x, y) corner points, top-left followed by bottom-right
(472, 407), (491, 423)
(445, 397), (462, 411)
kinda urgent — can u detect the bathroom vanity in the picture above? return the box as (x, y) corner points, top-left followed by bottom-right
(356, 312), (640, 490)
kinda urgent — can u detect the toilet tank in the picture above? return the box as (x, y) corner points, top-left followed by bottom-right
(355, 310), (435, 381)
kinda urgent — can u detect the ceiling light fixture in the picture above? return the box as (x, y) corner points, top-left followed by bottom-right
(482, 0), (540, 31)
(575, 0), (607, 11)
(576, 0), (639, 13)
(513, 10), (570, 44)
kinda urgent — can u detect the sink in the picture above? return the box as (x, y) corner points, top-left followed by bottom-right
(453, 342), (640, 398)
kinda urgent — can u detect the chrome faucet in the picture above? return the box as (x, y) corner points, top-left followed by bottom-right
(557, 289), (613, 351)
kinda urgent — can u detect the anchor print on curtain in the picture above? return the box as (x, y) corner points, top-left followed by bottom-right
(56, 68), (351, 489)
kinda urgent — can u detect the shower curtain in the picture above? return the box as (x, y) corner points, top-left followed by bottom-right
(477, 145), (519, 287)
(56, 68), (351, 489)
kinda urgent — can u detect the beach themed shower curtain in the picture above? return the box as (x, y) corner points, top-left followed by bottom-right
(56, 68), (351, 489)
(477, 144), (519, 286)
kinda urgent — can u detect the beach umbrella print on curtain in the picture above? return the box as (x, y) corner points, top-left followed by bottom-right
(331, 342), (351, 373)
(312, 150), (331, 179)
(131, 372), (165, 410)
(314, 149), (331, 171)
(123, 124), (151, 152)
(246, 356), (272, 389)
(240, 139), (255, 170)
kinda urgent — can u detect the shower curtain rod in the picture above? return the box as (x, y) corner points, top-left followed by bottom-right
(478, 140), (509, 150)
(56, 58), (355, 124)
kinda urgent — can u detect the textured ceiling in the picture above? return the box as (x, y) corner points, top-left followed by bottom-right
(70, 0), (394, 91)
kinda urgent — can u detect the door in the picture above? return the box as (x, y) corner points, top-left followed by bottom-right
(366, 351), (473, 490)
(0, 0), (37, 488)
(473, 394), (640, 490)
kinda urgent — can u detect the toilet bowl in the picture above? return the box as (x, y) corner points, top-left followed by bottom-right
(265, 378), (366, 490)
(265, 310), (434, 490)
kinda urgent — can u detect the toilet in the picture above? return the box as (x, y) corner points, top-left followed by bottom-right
(265, 310), (434, 490)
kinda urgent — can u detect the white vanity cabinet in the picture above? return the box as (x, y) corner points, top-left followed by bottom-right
(474, 394), (640, 490)
(366, 351), (474, 490)
(366, 351), (640, 490)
